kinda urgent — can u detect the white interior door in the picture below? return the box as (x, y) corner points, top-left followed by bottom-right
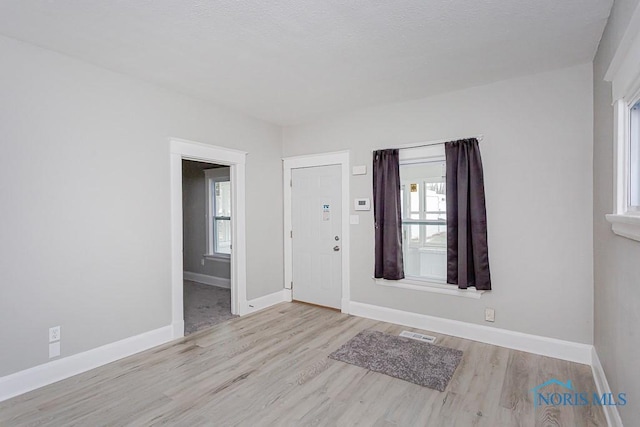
(291, 164), (342, 309)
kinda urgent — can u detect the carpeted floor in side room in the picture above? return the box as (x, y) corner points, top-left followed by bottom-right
(183, 280), (237, 335)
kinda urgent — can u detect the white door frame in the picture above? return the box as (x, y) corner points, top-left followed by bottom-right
(170, 138), (248, 338)
(283, 151), (350, 313)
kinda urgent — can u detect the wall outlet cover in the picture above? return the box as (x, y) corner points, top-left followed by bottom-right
(49, 326), (60, 343)
(485, 308), (495, 322)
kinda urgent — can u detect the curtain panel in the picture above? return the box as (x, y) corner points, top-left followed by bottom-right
(445, 138), (491, 290)
(373, 149), (405, 280)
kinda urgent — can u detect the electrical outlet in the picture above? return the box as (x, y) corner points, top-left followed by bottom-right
(49, 326), (60, 342)
(201, 259), (205, 266)
(49, 342), (60, 358)
(485, 308), (495, 322)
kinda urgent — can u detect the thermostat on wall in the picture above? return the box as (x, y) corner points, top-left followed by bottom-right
(354, 198), (371, 211)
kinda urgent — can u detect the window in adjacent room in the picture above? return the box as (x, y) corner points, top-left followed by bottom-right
(205, 169), (231, 258)
(399, 151), (447, 282)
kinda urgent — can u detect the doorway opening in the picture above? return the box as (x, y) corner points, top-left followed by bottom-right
(170, 138), (248, 339)
(182, 160), (235, 335)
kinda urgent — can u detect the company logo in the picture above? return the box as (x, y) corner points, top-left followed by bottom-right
(531, 378), (627, 408)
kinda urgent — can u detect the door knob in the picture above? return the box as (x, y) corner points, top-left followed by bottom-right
(333, 246), (340, 251)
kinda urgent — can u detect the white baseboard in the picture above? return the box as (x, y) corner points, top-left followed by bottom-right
(0, 324), (176, 403)
(348, 301), (593, 365)
(341, 298), (350, 314)
(172, 320), (185, 339)
(591, 347), (623, 427)
(243, 289), (288, 315)
(183, 271), (230, 289)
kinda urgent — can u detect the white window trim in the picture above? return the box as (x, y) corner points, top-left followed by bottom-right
(204, 168), (231, 260)
(374, 277), (484, 299)
(605, 5), (640, 242)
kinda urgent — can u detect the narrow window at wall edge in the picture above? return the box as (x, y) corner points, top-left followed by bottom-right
(629, 100), (640, 210)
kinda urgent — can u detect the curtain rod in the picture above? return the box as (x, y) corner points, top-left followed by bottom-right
(372, 134), (484, 152)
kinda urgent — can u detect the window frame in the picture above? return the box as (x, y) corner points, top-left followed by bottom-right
(204, 168), (231, 260)
(626, 100), (640, 211)
(604, 11), (640, 241)
(606, 99), (640, 242)
(613, 98), (640, 214)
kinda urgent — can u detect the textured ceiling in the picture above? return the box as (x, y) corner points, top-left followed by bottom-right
(0, 1), (613, 125)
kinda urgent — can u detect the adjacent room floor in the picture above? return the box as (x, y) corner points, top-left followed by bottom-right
(0, 303), (605, 426)
(183, 280), (236, 335)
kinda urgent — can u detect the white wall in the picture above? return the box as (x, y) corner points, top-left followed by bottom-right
(593, 0), (640, 424)
(182, 161), (230, 280)
(0, 35), (283, 377)
(283, 64), (594, 343)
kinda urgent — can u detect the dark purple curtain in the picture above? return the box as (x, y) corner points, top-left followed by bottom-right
(445, 138), (491, 290)
(373, 149), (404, 280)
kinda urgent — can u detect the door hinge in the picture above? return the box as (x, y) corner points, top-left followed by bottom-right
(290, 281), (293, 289)
(290, 179), (292, 187)
(290, 230), (293, 238)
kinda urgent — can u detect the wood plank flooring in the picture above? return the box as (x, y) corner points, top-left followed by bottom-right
(0, 302), (606, 426)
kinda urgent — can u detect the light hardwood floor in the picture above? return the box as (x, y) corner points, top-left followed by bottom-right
(0, 302), (605, 426)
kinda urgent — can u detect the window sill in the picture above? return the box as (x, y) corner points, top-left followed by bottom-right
(374, 277), (485, 299)
(203, 253), (231, 262)
(605, 214), (640, 242)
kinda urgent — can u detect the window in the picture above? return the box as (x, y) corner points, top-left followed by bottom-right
(205, 169), (231, 258)
(374, 143), (484, 298)
(630, 100), (640, 210)
(604, 18), (640, 241)
(606, 98), (640, 241)
(399, 148), (447, 282)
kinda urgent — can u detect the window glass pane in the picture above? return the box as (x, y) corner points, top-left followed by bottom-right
(402, 223), (447, 281)
(400, 160), (447, 282)
(425, 182), (446, 219)
(630, 101), (640, 207)
(215, 181), (231, 217)
(215, 219), (231, 254)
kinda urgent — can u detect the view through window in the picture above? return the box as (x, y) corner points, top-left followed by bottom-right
(400, 160), (447, 282)
(211, 180), (231, 254)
